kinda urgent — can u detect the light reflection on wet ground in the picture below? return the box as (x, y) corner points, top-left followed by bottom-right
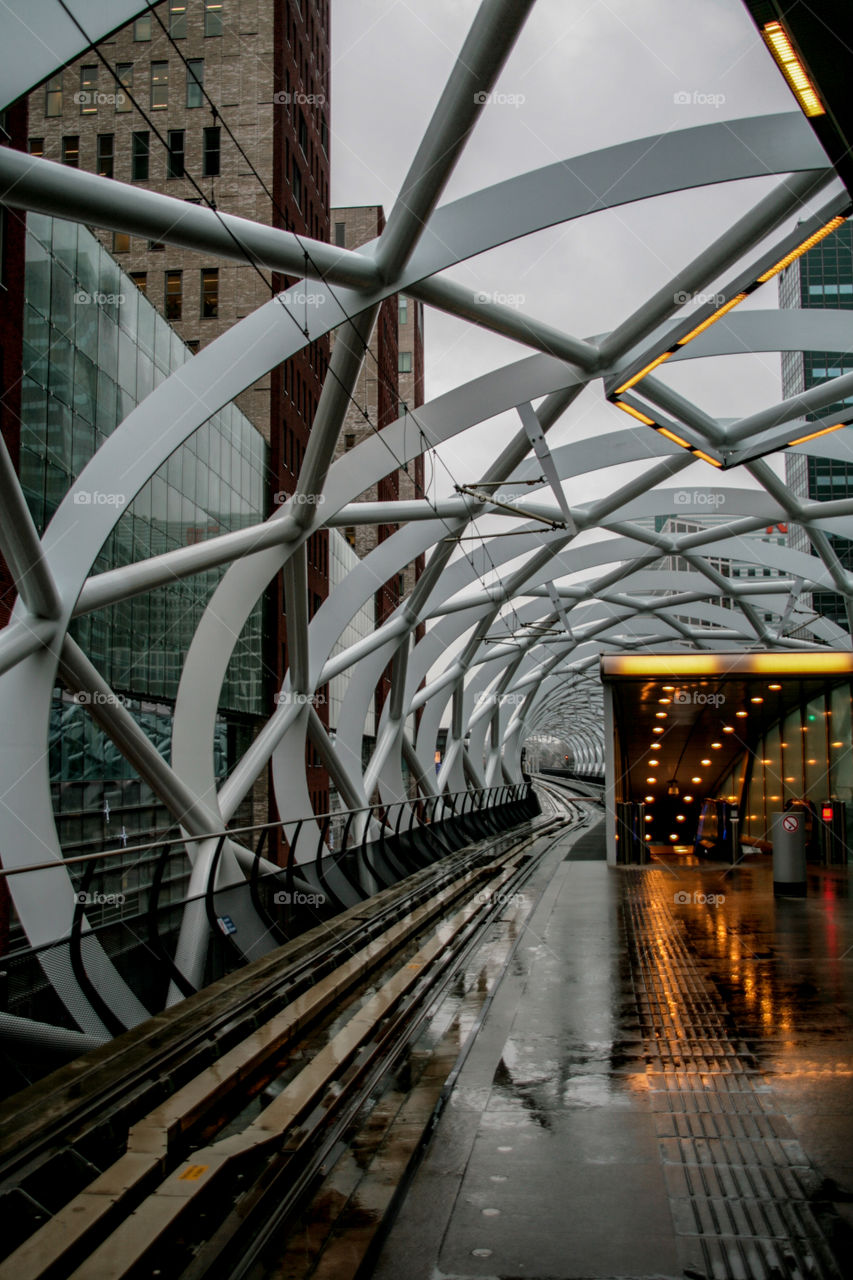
(373, 832), (853, 1280)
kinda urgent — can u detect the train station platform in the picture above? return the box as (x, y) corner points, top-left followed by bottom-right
(373, 821), (853, 1280)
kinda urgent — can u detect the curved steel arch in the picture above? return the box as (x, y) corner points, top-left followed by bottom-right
(1, 0), (853, 1032)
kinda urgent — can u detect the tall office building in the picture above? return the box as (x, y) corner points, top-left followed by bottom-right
(27, 0), (334, 817)
(329, 207), (425, 724)
(781, 217), (853, 631)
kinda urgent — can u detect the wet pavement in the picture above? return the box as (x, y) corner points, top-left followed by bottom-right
(372, 824), (853, 1280)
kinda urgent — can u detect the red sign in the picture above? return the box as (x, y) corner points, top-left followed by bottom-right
(782, 813), (800, 833)
(822, 804), (834, 822)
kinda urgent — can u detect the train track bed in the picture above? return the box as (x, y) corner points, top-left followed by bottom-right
(0, 800), (581, 1279)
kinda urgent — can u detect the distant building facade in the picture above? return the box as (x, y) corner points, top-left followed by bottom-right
(27, 0), (334, 816)
(781, 217), (853, 631)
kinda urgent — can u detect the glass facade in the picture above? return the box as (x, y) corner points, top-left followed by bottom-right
(780, 218), (853, 629)
(730, 684), (853, 845)
(20, 214), (271, 853)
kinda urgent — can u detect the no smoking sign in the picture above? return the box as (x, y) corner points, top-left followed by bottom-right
(782, 813), (800, 833)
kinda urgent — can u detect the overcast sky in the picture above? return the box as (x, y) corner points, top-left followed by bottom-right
(328, 0), (837, 518)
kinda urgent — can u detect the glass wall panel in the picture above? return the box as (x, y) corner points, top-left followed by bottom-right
(804, 694), (829, 802)
(782, 705), (804, 800)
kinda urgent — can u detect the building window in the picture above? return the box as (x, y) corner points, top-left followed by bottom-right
(334, 221), (345, 248)
(186, 338), (200, 353)
(45, 74), (62, 117)
(148, 240), (165, 251)
(131, 131), (150, 180)
(344, 433), (355, 450)
(291, 160), (302, 209)
(398, 351), (412, 373)
(204, 0), (223, 36)
(320, 116), (328, 153)
(150, 61), (168, 110)
(201, 268), (218, 317)
(345, 526), (356, 548)
(165, 270), (182, 320)
(61, 136), (79, 167)
(112, 231), (130, 252)
(203, 126), (220, 176)
(169, 0), (187, 37)
(28, 137), (44, 156)
(134, 14), (151, 40)
(186, 59), (204, 108)
(129, 271), (147, 295)
(167, 129), (185, 178)
(398, 296), (408, 325)
(96, 134), (114, 178)
(79, 65), (98, 114)
(116, 63), (133, 112)
(298, 110), (308, 156)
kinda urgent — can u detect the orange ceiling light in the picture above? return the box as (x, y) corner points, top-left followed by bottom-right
(788, 422), (846, 447)
(614, 351), (673, 395)
(757, 215), (845, 284)
(676, 293), (748, 347)
(761, 21), (825, 118)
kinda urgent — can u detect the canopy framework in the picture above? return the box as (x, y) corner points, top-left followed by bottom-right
(1, 0), (853, 1033)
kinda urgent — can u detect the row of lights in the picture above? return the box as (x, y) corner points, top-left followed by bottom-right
(610, 16), (842, 448)
(642, 681), (793, 826)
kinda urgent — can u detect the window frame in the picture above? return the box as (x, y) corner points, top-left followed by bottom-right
(201, 267), (219, 318)
(167, 129), (185, 179)
(96, 133), (114, 179)
(186, 59), (204, 108)
(116, 63), (133, 112)
(131, 130), (150, 181)
(150, 61), (169, 111)
(164, 270), (183, 321)
(79, 65), (98, 114)
(44, 74), (62, 118)
(202, 125), (221, 177)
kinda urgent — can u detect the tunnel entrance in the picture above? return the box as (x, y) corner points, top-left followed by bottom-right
(600, 652), (853, 866)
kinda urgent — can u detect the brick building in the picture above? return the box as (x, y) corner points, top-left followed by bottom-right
(26, 0), (333, 820)
(329, 206), (425, 722)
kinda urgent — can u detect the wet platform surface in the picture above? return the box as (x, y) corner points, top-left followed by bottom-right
(372, 823), (853, 1280)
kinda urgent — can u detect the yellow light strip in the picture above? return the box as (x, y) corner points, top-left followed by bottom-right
(788, 421), (846, 447)
(677, 293), (748, 346)
(614, 350), (672, 395)
(762, 21), (825, 118)
(657, 426), (691, 449)
(692, 449), (723, 468)
(756, 216), (845, 284)
(602, 651), (853, 677)
(613, 400), (656, 427)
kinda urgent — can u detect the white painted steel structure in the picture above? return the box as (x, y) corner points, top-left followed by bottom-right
(2, 0), (853, 1033)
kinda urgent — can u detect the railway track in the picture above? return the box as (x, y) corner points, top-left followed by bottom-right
(0, 794), (581, 1280)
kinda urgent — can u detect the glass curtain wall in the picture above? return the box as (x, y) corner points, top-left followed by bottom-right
(20, 214), (271, 856)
